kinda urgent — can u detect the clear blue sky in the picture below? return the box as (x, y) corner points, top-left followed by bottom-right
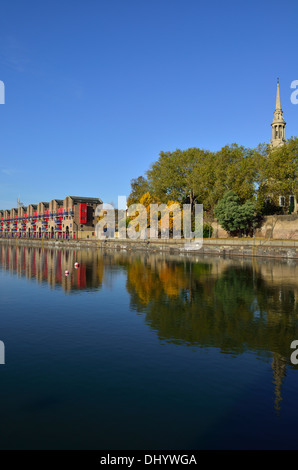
(0, 0), (297, 209)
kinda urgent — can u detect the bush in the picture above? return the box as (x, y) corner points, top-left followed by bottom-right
(203, 224), (213, 238)
(214, 191), (256, 236)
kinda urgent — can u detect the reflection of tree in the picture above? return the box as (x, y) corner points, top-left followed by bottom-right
(1, 244), (298, 414)
(126, 260), (298, 357)
(126, 261), (163, 306)
(125, 258), (210, 309)
(124, 257), (298, 411)
(158, 265), (187, 298)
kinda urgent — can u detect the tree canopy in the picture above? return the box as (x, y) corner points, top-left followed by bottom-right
(127, 138), (298, 220)
(214, 190), (256, 235)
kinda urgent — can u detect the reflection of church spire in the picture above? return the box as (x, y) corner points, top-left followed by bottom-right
(271, 352), (287, 414)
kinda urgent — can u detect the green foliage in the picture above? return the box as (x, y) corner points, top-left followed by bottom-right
(146, 148), (208, 209)
(214, 191), (256, 235)
(144, 145), (259, 212)
(195, 144), (258, 210)
(257, 137), (298, 213)
(260, 199), (280, 216)
(127, 176), (150, 206)
(191, 220), (213, 238)
(127, 138), (297, 222)
(203, 224), (213, 238)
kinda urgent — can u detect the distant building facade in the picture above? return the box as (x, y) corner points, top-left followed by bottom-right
(0, 196), (102, 239)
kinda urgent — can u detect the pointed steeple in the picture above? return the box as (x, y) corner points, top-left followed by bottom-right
(270, 78), (286, 148)
(275, 78), (281, 110)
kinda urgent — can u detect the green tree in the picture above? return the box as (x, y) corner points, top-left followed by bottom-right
(214, 191), (256, 235)
(257, 137), (298, 213)
(203, 224), (213, 238)
(146, 148), (211, 211)
(204, 144), (257, 210)
(127, 176), (150, 206)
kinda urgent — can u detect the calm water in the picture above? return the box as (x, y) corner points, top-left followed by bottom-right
(0, 243), (298, 449)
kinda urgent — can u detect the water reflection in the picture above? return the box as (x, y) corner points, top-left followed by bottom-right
(1, 243), (298, 414)
(0, 244), (104, 293)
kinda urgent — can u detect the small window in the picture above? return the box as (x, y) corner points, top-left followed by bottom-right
(279, 196), (285, 207)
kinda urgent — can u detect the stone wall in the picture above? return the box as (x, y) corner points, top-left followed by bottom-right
(211, 214), (298, 240)
(255, 214), (298, 240)
(2, 237), (298, 259)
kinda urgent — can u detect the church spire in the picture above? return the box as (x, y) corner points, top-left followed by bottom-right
(270, 78), (286, 147)
(275, 78), (281, 110)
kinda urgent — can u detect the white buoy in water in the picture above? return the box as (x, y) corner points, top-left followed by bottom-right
(65, 270), (69, 276)
(74, 262), (79, 268)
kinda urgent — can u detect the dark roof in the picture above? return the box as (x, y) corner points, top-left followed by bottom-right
(40, 202), (50, 207)
(28, 204), (37, 209)
(69, 196), (102, 204)
(52, 199), (64, 204)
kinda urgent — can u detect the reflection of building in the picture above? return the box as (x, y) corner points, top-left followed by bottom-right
(272, 353), (287, 414)
(0, 244), (104, 293)
(0, 196), (102, 240)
